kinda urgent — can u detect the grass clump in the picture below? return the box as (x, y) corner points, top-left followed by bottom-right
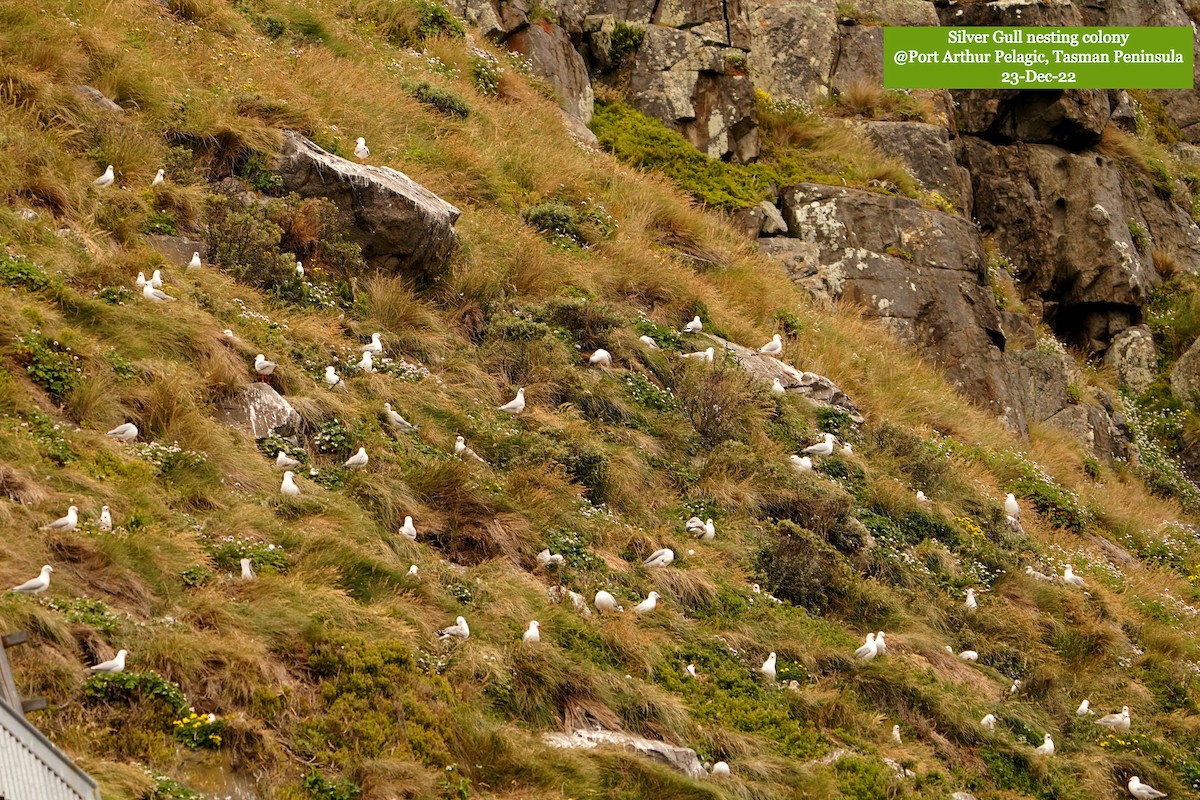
(413, 81), (470, 118)
(0, 254), (50, 291)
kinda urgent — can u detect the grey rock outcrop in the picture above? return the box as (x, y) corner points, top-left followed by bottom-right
(507, 22), (595, 124)
(543, 729), (706, 778)
(862, 121), (972, 213)
(1045, 402), (1130, 463)
(273, 131), (461, 275)
(705, 334), (864, 423)
(1104, 326), (1158, 394)
(216, 384), (302, 440)
(74, 85), (123, 114)
(747, 0), (836, 103)
(1171, 335), (1200, 404)
(778, 182), (1023, 427)
(1009, 347), (1083, 427)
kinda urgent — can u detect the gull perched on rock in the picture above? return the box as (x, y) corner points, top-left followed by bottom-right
(537, 549), (565, 568)
(240, 558), (255, 580)
(1062, 565), (1085, 587)
(152, 169), (164, 187)
(107, 422), (139, 442)
(683, 316), (703, 334)
(681, 347), (714, 363)
(439, 616), (470, 640)
(790, 455), (813, 473)
(1076, 699), (1093, 716)
(891, 725), (902, 744)
(638, 335), (659, 349)
(854, 632), (878, 661)
(383, 403), (418, 433)
(980, 713), (996, 731)
(362, 332), (383, 353)
(454, 435), (486, 463)
(875, 631), (888, 656)
(759, 334), (783, 354)
(804, 433), (836, 457)
(633, 591), (660, 615)
(594, 590), (622, 614)
(588, 349), (612, 367)
(1004, 493), (1020, 519)
(324, 366), (345, 391)
(42, 506), (78, 532)
(522, 620), (540, 643)
(964, 588), (978, 613)
(498, 388), (526, 414)
(143, 283), (176, 302)
(187, 252), (201, 269)
(771, 378), (786, 395)
(254, 354), (277, 379)
(354, 137), (370, 163)
(94, 165), (114, 187)
(1033, 734), (1054, 756)
(643, 548), (674, 568)
(89, 649), (128, 674)
(10, 565), (52, 595)
(400, 516), (417, 541)
(275, 451), (300, 469)
(1127, 776), (1168, 799)
(344, 447), (368, 469)
(1096, 705), (1131, 733)
(151, 269), (163, 288)
(710, 762), (730, 777)
(357, 351), (375, 373)
(280, 470), (301, 497)
(760, 652), (777, 682)
(99, 506), (112, 532)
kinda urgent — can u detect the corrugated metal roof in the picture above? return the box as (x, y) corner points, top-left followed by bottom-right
(0, 698), (99, 800)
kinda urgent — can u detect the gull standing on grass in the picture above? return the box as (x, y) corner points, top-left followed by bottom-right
(498, 388), (525, 414)
(710, 762), (730, 777)
(99, 506), (112, 531)
(94, 165), (114, 187)
(522, 621), (540, 643)
(142, 283), (176, 302)
(687, 517), (715, 541)
(1096, 706), (1131, 733)
(384, 403), (418, 432)
(362, 332), (383, 353)
(685, 664), (698, 678)
(400, 516), (417, 541)
(343, 447), (368, 469)
(790, 455), (813, 473)
(683, 316), (703, 334)
(407, 565), (419, 578)
(275, 451), (300, 469)
(324, 366), (345, 390)
(1026, 565), (1053, 582)
(537, 549), (565, 568)
(588, 349), (612, 367)
(439, 616), (470, 640)
(875, 631), (888, 656)
(772, 378), (786, 394)
(280, 471), (301, 497)
(594, 590), (622, 614)
(891, 725), (902, 745)
(10, 565), (53, 595)
(681, 347), (714, 363)
(980, 714), (996, 731)
(854, 633), (878, 661)
(152, 169), (164, 187)
(638, 335), (658, 349)
(151, 269), (163, 288)
(254, 354), (277, 380)
(804, 433), (836, 457)
(357, 350), (375, 373)
(633, 592), (660, 615)
(1033, 734), (1054, 756)
(89, 649), (128, 674)
(643, 548), (674, 568)
(187, 252), (201, 269)
(1004, 493), (1020, 519)
(760, 652), (777, 682)
(759, 334), (783, 354)
(454, 435), (486, 463)
(42, 506), (78, 532)
(964, 588), (978, 613)
(1076, 699), (1092, 716)
(842, 443), (853, 455)
(1127, 776), (1168, 799)
(295, 261), (304, 278)
(916, 490), (931, 503)
(240, 558), (255, 580)
(136, 272), (148, 288)
(1062, 565), (1085, 587)
(107, 422), (139, 441)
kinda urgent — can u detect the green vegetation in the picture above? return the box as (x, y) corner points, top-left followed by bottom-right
(413, 80), (470, 117)
(609, 22), (645, 65)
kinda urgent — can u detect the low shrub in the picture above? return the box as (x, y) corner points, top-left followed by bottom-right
(413, 81), (470, 118)
(13, 330), (81, 404)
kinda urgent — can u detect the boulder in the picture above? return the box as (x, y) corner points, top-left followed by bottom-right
(74, 85), (123, 114)
(705, 333), (865, 423)
(507, 21), (595, 125)
(852, 0), (937, 26)
(273, 131), (461, 276)
(1103, 325), (1158, 394)
(1008, 347), (1082, 425)
(1171, 335), (1200, 404)
(957, 138), (1164, 350)
(862, 121), (972, 213)
(829, 23), (883, 95)
(1044, 402), (1129, 463)
(447, 0), (505, 37)
(759, 200), (788, 235)
(937, 1), (1109, 147)
(778, 182), (1022, 427)
(747, 0), (837, 103)
(626, 27), (758, 162)
(652, 0), (752, 49)
(756, 237), (831, 303)
(543, 729), (706, 779)
(215, 384), (302, 439)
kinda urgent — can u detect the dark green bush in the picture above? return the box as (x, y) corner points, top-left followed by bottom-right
(413, 81), (470, 118)
(13, 331), (81, 404)
(755, 520), (850, 614)
(0, 254), (49, 291)
(609, 22), (645, 64)
(205, 196), (295, 289)
(83, 671), (188, 723)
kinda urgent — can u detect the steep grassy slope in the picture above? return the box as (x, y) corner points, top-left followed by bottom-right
(3, 1), (1200, 799)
